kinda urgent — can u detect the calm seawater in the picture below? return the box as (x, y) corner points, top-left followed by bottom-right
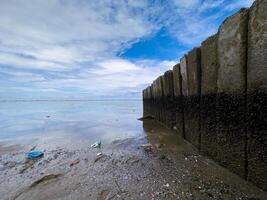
(0, 100), (144, 149)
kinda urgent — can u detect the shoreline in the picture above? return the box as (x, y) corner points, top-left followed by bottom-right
(0, 119), (266, 200)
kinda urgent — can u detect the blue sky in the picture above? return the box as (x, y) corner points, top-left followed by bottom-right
(0, 0), (254, 100)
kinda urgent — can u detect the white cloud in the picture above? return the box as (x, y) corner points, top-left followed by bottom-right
(93, 59), (140, 75)
(0, 0), (157, 71)
(0, 0), (255, 99)
(0, 52), (68, 71)
(172, 0), (201, 10)
(199, 0), (225, 12)
(35, 47), (79, 64)
(33, 59), (175, 91)
(6, 72), (45, 82)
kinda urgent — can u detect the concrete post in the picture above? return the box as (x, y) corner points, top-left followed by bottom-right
(173, 63), (185, 137)
(247, 0), (267, 190)
(217, 8), (249, 178)
(180, 56), (188, 140)
(185, 47), (202, 148)
(162, 70), (175, 128)
(156, 76), (164, 123)
(151, 81), (156, 119)
(200, 34), (218, 160)
(142, 89), (145, 116)
(143, 87), (149, 116)
(180, 56), (189, 97)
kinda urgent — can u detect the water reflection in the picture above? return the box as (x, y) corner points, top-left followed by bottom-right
(0, 100), (144, 149)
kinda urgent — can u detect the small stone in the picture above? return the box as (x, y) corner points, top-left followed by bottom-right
(163, 183), (169, 188)
(156, 143), (164, 149)
(70, 159), (80, 167)
(140, 143), (153, 151)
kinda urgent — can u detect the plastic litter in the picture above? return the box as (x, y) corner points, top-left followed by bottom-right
(91, 140), (101, 148)
(94, 153), (105, 163)
(96, 152), (103, 156)
(27, 151), (44, 159)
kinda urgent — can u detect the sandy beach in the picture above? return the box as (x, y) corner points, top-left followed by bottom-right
(1, 118), (267, 200)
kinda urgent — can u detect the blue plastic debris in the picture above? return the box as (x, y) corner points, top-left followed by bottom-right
(27, 151), (44, 159)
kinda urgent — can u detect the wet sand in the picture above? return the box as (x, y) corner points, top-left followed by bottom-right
(0, 143), (23, 156)
(0, 119), (266, 200)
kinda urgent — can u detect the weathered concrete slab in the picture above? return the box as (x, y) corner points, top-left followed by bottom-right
(180, 56), (189, 140)
(200, 34), (218, 159)
(142, 89), (146, 116)
(173, 64), (185, 137)
(173, 63), (182, 97)
(184, 48), (201, 148)
(247, 0), (267, 191)
(148, 86), (151, 115)
(162, 70), (175, 128)
(180, 56), (189, 97)
(151, 82), (156, 118)
(201, 35), (218, 96)
(150, 85), (154, 116)
(152, 77), (164, 122)
(187, 48), (201, 96)
(156, 76), (165, 123)
(143, 87), (150, 116)
(217, 8), (249, 178)
(152, 80), (157, 121)
(162, 71), (174, 97)
(145, 87), (148, 114)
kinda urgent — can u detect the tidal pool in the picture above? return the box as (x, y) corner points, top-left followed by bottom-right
(0, 100), (144, 150)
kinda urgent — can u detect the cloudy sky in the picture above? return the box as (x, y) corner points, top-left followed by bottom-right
(0, 0), (254, 100)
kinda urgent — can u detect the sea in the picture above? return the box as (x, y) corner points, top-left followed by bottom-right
(0, 100), (145, 150)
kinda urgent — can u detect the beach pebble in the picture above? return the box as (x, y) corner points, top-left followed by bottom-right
(70, 159), (80, 167)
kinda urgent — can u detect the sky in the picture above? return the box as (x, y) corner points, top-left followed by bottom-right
(0, 0), (254, 100)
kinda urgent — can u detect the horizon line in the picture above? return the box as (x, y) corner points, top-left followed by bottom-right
(0, 99), (142, 102)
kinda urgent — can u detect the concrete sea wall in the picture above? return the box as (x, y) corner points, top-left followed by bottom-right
(142, 0), (267, 191)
